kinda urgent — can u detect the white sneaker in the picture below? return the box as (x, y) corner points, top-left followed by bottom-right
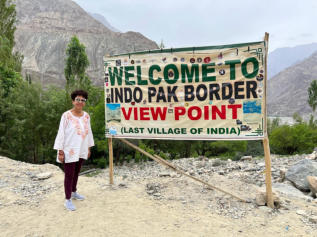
(71, 192), (85, 201)
(64, 199), (76, 211)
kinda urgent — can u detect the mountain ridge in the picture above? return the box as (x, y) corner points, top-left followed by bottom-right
(13, 0), (158, 87)
(267, 51), (317, 117)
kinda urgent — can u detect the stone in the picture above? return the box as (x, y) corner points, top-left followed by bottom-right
(296, 209), (306, 216)
(146, 183), (161, 195)
(159, 172), (171, 177)
(196, 161), (206, 169)
(34, 172), (52, 180)
(118, 183), (127, 188)
(244, 167), (258, 172)
(218, 170), (225, 175)
(240, 156), (252, 161)
(306, 176), (317, 196)
(255, 188), (280, 207)
(258, 162), (265, 168)
(279, 169), (286, 182)
(212, 158), (226, 167)
(170, 173), (177, 178)
(308, 216), (317, 224)
(285, 159), (317, 191)
(272, 183), (310, 200)
(308, 191), (315, 197)
(307, 152), (317, 160)
(258, 206), (272, 213)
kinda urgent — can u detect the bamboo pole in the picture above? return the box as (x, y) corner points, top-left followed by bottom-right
(108, 137), (114, 184)
(119, 138), (249, 203)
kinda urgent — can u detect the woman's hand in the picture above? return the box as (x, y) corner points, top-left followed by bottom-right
(88, 148), (91, 158)
(58, 150), (65, 163)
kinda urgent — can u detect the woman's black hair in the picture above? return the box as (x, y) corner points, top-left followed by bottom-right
(71, 90), (88, 100)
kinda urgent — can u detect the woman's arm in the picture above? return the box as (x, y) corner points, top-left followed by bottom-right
(54, 113), (66, 159)
(87, 115), (95, 148)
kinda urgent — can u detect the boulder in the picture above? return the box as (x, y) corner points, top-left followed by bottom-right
(285, 159), (317, 191)
(307, 176), (317, 196)
(273, 183), (311, 200)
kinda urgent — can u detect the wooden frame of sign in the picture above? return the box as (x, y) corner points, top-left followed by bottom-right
(106, 33), (274, 208)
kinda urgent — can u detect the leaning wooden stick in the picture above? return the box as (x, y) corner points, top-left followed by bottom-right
(119, 138), (249, 203)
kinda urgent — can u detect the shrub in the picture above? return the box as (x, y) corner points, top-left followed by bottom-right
(269, 123), (317, 154)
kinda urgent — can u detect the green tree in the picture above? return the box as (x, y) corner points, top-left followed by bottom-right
(0, 81), (67, 163)
(0, 0), (16, 48)
(64, 36), (90, 94)
(292, 112), (303, 124)
(267, 117), (280, 135)
(0, 0), (24, 159)
(308, 80), (317, 111)
(0, 0), (23, 72)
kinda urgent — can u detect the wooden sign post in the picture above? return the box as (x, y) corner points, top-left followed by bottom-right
(263, 137), (274, 208)
(108, 137), (114, 184)
(262, 32), (274, 208)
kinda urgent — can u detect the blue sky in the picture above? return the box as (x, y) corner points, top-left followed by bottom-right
(73, 0), (317, 51)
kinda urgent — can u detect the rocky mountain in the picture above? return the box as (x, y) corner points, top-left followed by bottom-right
(13, 0), (158, 87)
(268, 43), (317, 79)
(88, 12), (120, 33)
(267, 51), (317, 117)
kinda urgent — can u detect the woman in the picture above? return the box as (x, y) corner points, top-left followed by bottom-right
(54, 90), (94, 211)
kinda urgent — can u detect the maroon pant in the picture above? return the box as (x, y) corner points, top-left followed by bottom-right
(64, 158), (84, 199)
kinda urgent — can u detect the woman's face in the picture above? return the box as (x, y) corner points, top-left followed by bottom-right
(72, 95), (86, 110)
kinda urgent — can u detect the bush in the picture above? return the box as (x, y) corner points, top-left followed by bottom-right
(97, 158), (106, 168)
(269, 123), (317, 154)
(205, 141), (247, 157)
(245, 140), (264, 156)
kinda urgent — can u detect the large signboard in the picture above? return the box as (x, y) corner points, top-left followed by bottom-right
(104, 40), (267, 140)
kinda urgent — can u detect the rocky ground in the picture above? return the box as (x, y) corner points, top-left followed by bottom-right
(1, 154), (317, 236)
